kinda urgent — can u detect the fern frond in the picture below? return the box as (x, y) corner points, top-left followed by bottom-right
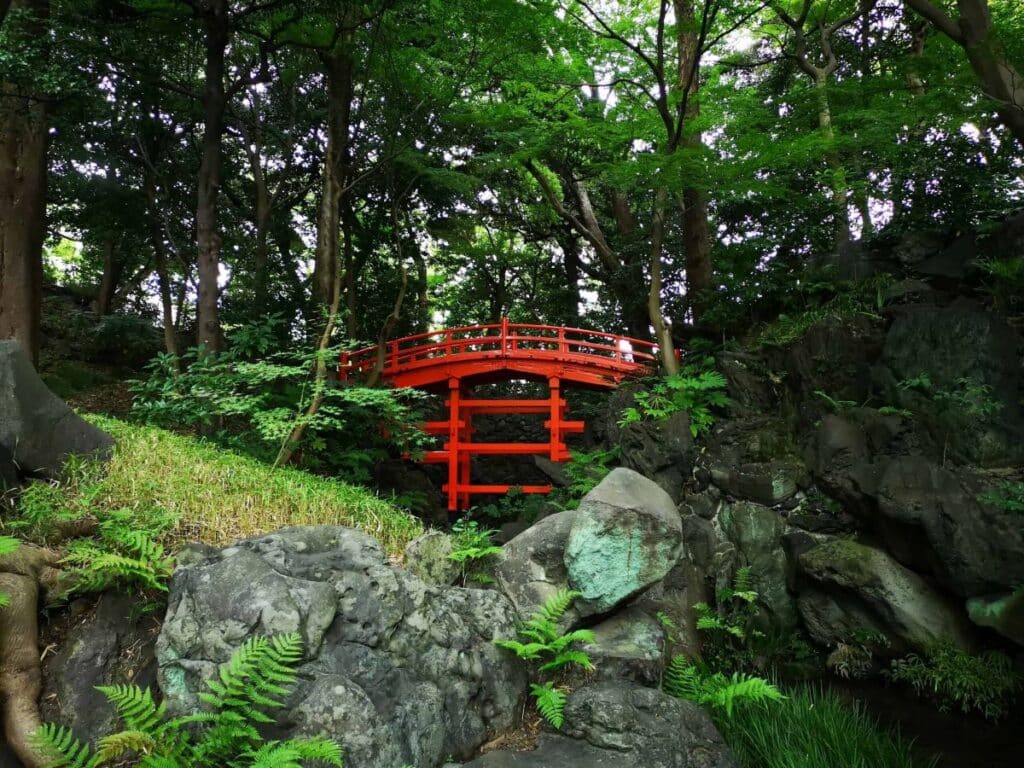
(97, 684), (166, 732)
(94, 729), (157, 762)
(540, 649), (594, 673)
(708, 672), (786, 718)
(0, 535), (18, 556)
(31, 724), (95, 768)
(494, 640), (550, 660)
(531, 682), (567, 729)
(539, 589), (581, 623)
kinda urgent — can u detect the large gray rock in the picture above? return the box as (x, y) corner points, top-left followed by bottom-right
(566, 469), (683, 615)
(494, 509), (580, 620)
(796, 537), (972, 652)
(717, 501), (797, 631)
(579, 608), (666, 686)
(40, 593), (159, 749)
(0, 340), (113, 477)
(618, 411), (695, 501)
(0, 442), (16, 490)
(460, 682), (737, 768)
(404, 530), (458, 586)
(157, 526), (527, 768)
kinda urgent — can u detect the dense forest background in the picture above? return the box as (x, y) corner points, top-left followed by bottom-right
(1, 0), (1021, 373)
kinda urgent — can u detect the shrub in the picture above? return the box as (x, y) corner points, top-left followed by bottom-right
(717, 686), (936, 768)
(0, 535), (17, 608)
(977, 480), (1024, 514)
(693, 567), (765, 672)
(33, 633), (343, 768)
(887, 643), (1020, 720)
(618, 363), (729, 437)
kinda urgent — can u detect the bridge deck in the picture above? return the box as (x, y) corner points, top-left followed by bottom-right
(340, 319), (662, 510)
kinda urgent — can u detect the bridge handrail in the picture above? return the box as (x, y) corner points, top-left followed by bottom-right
(339, 319), (662, 380)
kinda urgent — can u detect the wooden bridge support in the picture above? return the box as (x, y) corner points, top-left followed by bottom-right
(422, 375), (584, 510)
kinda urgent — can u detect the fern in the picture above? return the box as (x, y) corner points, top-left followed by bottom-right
(531, 682), (568, 729)
(664, 656), (785, 718)
(35, 633), (342, 767)
(495, 589), (594, 673)
(62, 528), (174, 595)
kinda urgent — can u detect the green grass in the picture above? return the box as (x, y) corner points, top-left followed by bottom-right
(717, 686), (937, 768)
(8, 415), (423, 557)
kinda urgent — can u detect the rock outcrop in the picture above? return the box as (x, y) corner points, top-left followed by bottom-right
(157, 526), (527, 768)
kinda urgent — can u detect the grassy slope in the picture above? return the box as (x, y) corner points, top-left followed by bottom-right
(81, 415), (423, 556)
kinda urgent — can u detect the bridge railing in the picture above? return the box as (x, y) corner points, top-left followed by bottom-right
(339, 318), (661, 381)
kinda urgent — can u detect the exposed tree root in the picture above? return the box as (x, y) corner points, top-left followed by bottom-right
(0, 521), (93, 768)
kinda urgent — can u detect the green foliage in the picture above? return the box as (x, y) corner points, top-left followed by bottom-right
(618, 360), (729, 438)
(887, 643), (1021, 720)
(663, 656), (785, 718)
(694, 567), (765, 672)
(978, 256), (1024, 313)
(62, 524), (174, 595)
(495, 589), (594, 729)
(129, 320), (431, 480)
(814, 390), (858, 413)
(448, 519), (503, 585)
(898, 374), (1002, 419)
(33, 633), (343, 768)
(473, 487), (551, 525)
(717, 685), (937, 768)
(977, 480), (1024, 514)
(530, 682), (567, 730)
(558, 447), (619, 504)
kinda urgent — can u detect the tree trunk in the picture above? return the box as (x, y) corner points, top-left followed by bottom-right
(94, 237), (120, 316)
(0, 0), (48, 365)
(675, 0), (713, 323)
(195, 0), (229, 352)
(312, 48), (355, 315)
(648, 186), (678, 375)
(143, 175), (179, 363)
(814, 76), (851, 245)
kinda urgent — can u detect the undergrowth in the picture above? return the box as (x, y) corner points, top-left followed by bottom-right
(34, 633), (343, 768)
(717, 686), (937, 768)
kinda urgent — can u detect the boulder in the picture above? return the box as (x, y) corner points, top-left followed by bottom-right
(631, 556), (711, 658)
(874, 302), (1024, 466)
(0, 340), (114, 477)
(873, 456), (1024, 597)
(565, 469), (683, 615)
(796, 537), (972, 652)
(459, 682), (737, 768)
(709, 461), (808, 507)
(966, 590), (1024, 646)
(0, 442), (17, 490)
(40, 592), (159, 748)
(157, 526), (527, 768)
(717, 502), (797, 631)
(579, 607), (666, 686)
(494, 509), (579, 620)
(404, 530), (459, 586)
(618, 411), (695, 501)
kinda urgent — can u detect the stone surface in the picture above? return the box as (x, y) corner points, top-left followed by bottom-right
(717, 501), (797, 630)
(0, 442), (16, 490)
(618, 412), (695, 501)
(0, 340), (114, 478)
(966, 590), (1024, 646)
(565, 468), (683, 615)
(580, 607), (666, 685)
(404, 530), (458, 586)
(460, 682), (737, 768)
(709, 461), (808, 507)
(874, 302), (1024, 466)
(797, 537), (972, 651)
(157, 526), (527, 768)
(40, 592), (159, 749)
(494, 509), (579, 621)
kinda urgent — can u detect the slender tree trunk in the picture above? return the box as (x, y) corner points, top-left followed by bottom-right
(559, 232), (582, 323)
(312, 47), (354, 314)
(814, 76), (851, 245)
(144, 175), (179, 363)
(648, 186), (678, 375)
(0, 0), (48, 365)
(195, 1), (229, 351)
(94, 237), (120, 316)
(675, 0), (713, 323)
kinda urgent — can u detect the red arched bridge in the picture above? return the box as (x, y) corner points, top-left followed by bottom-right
(340, 318), (665, 510)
